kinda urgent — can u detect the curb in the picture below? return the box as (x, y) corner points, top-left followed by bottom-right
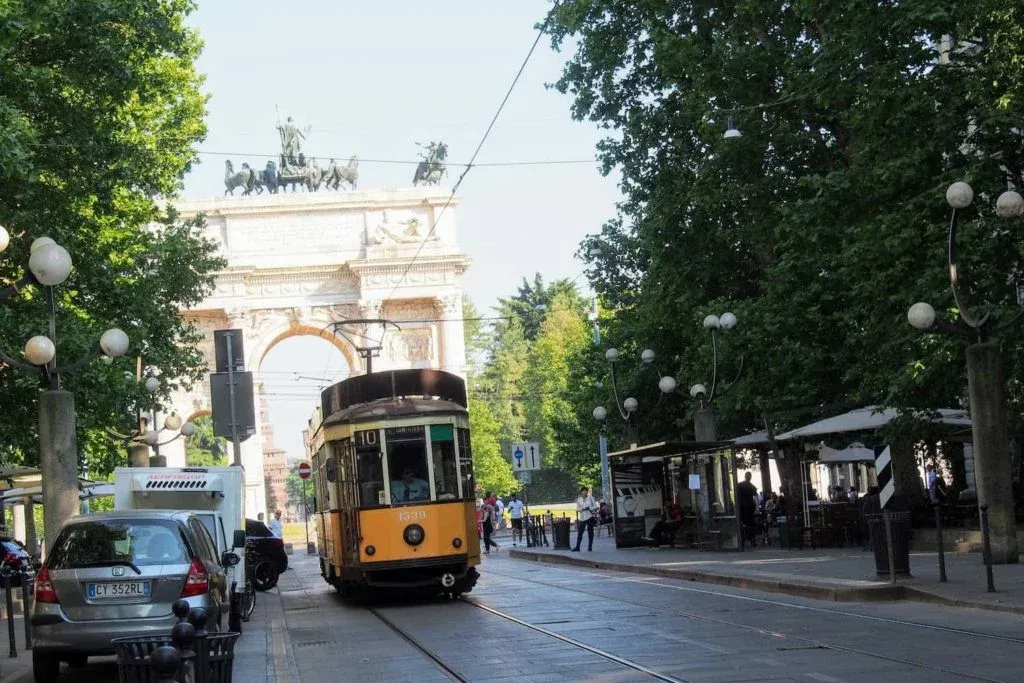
(509, 550), (1024, 615)
(508, 549), (903, 602)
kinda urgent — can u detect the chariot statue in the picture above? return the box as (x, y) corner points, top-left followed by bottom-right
(412, 141), (448, 186)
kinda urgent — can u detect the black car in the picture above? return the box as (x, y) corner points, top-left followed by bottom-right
(0, 538), (33, 585)
(245, 519), (288, 573)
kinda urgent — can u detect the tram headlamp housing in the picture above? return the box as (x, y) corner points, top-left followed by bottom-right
(365, 545), (376, 556)
(403, 524), (425, 546)
(452, 538), (462, 549)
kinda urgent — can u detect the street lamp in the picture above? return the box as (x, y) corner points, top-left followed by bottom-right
(592, 347), (658, 502)
(906, 181), (1024, 564)
(657, 312), (743, 441)
(0, 230), (129, 555)
(109, 371), (195, 467)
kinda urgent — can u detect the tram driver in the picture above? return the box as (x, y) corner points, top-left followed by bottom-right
(391, 467), (430, 502)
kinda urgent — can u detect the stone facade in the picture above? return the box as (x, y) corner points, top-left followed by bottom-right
(160, 188), (471, 517)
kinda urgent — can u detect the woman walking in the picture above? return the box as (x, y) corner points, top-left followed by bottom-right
(573, 486), (597, 552)
(481, 495), (500, 553)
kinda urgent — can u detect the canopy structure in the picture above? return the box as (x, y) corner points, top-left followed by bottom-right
(775, 406), (970, 441)
(0, 477), (100, 504)
(815, 442), (876, 464)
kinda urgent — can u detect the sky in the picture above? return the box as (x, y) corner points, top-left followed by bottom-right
(183, 1), (622, 463)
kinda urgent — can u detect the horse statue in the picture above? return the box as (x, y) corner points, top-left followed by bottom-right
(224, 160), (254, 196)
(413, 142), (448, 186)
(323, 156), (359, 190)
(259, 160), (279, 194)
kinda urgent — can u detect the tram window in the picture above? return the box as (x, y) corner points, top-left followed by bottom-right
(457, 427), (475, 500)
(386, 426), (430, 504)
(355, 429), (385, 508)
(430, 424), (459, 500)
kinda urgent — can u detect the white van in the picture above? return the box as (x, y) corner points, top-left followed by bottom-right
(114, 467), (248, 631)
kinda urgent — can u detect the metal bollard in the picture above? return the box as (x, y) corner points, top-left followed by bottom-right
(171, 620), (198, 683)
(3, 570), (15, 658)
(150, 645), (182, 683)
(20, 564), (31, 649)
(882, 510), (897, 585)
(980, 504), (996, 593)
(934, 504), (947, 583)
(188, 606), (210, 682)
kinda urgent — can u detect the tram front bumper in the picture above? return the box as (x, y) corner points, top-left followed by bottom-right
(362, 554), (471, 588)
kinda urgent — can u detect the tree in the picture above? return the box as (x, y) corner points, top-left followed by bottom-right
(185, 416), (227, 468)
(284, 471), (311, 519)
(545, 1), (1024, 499)
(468, 399), (518, 497)
(0, 1), (221, 476)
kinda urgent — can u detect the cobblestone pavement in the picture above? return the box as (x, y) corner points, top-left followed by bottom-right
(18, 548), (1024, 682)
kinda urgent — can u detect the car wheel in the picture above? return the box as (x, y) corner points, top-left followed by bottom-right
(66, 655), (87, 668)
(33, 650), (60, 683)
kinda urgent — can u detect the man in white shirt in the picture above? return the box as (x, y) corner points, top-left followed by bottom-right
(508, 494), (525, 546)
(573, 486), (597, 552)
(268, 510), (283, 539)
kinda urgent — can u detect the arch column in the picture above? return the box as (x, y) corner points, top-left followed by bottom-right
(438, 293), (466, 378)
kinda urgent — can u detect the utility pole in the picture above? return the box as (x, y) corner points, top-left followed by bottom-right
(224, 331), (242, 467)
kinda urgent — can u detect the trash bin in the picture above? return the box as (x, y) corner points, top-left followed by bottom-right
(552, 517), (571, 550)
(195, 632), (240, 683)
(866, 511), (912, 577)
(113, 635), (176, 683)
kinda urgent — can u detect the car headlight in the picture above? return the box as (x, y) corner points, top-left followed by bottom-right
(403, 524), (425, 546)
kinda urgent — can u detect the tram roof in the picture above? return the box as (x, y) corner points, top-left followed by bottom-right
(321, 369), (467, 418)
(323, 397), (467, 425)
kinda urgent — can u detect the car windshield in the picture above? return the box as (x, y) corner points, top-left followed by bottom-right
(48, 520), (188, 569)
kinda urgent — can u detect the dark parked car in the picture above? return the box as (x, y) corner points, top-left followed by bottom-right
(0, 538), (33, 585)
(246, 519), (288, 573)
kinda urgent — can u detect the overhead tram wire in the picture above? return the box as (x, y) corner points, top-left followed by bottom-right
(379, 20), (549, 307)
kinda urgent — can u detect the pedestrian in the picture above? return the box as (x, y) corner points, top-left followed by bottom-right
(495, 496), (505, 531)
(257, 512), (265, 523)
(737, 472), (758, 547)
(480, 495), (499, 553)
(572, 486), (596, 552)
(268, 510), (283, 539)
(508, 494), (525, 546)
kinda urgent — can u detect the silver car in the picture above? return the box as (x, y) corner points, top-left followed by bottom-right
(31, 510), (236, 682)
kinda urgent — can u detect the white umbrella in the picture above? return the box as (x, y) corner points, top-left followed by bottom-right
(775, 406), (970, 440)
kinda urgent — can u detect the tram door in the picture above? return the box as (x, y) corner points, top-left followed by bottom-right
(352, 428), (383, 563)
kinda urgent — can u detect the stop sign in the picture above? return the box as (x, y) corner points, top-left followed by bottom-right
(298, 461), (312, 480)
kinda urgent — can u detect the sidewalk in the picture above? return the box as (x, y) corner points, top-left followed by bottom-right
(509, 535), (1024, 614)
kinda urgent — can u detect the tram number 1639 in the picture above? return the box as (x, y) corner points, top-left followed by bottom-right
(398, 510), (427, 522)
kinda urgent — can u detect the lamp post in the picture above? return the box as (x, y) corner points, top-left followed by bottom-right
(592, 347), (650, 503)
(907, 181), (1024, 564)
(110, 372), (195, 467)
(0, 229), (130, 554)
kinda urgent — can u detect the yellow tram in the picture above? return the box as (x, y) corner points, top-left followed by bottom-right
(307, 369), (480, 597)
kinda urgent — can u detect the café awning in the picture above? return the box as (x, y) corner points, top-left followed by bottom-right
(775, 406), (970, 441)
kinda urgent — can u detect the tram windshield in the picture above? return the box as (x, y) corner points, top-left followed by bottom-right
(387, 426), (431, 503)
(430, 425), (459, 500)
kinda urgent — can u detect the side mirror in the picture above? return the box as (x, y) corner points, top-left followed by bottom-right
(221, 551), (240, 568)
(232, 530), (246, 548)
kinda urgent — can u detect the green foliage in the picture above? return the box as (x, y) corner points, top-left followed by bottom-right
(544, 0), (1024, 458)
(185, 415), (227, 467)
(284, 471), (310, 514)
(468, 274), (599, 500)
(468, 399), (518, 497)
(0, 1), (222, 475)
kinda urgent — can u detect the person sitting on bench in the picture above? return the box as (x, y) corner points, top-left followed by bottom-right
(644, 502), (684, 547)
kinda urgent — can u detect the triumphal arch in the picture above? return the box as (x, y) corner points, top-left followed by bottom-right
(159, 127), (470, 514)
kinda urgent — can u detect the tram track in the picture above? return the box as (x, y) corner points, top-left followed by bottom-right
(483, 566), (1017, 683)
(367, 598), (689, 682)
(487, 563), (1024, 646)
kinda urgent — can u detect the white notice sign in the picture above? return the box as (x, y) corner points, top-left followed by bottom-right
(688, 474), (701, 490)
(511, 442), (541, 470)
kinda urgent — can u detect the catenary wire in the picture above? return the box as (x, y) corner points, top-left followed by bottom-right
(378, 19), (548, 306)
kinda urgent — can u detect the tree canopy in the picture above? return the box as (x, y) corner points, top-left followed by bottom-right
(544, 0), (1024, 456)
(0, 0), (221, 475)
(184, 415), (227, 468)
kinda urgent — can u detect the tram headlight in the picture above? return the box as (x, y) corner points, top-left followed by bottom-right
(403, 524), (425, 546)
(452, 538), (462, 549)
(365, 545), (376, 556)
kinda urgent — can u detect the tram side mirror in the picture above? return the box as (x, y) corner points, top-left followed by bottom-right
(232, 530), (246, 548)
(221, 551), (240, 568)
